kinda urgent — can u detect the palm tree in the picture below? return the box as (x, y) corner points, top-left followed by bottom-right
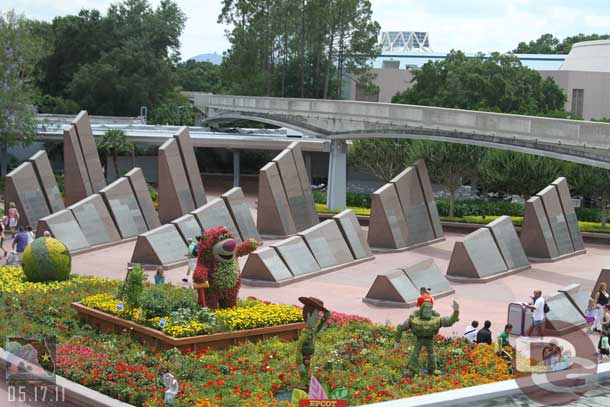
(98, 129), (133, 181)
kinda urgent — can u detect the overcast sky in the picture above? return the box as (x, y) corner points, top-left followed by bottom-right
(4, 0), (610, 59)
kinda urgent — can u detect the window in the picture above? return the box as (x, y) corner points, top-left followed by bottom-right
(571, 89), (584, 117)
(355, 84), (379, 102)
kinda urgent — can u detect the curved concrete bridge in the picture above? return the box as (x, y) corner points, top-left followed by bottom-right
(187, 92), (610, 209)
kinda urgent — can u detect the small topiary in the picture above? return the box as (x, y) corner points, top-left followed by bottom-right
(21, 237), (71, 282)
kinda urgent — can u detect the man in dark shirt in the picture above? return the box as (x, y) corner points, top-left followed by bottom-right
(476, 320), (493, 345)
(12, 226), (29, 257)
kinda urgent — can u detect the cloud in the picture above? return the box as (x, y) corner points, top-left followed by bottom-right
(4, 0), (609, 59)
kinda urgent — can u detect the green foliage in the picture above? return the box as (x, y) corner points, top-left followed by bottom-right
(479, 150), (564, 198)
(313, 190), (371, 208)
(98, 129), (133, 180)
(219, 0), (380, 98)
(348, 139), (411, 182)
(22, 238), (72, 282)
(176, 60), (224, 93)
(405, 141), (485, 217)
(436, 199), (524, 218)
(148, 92), (193, 126)
(565, 162), (610, 227)
(514, 33), (610, 54)
(121, 265), (146, 308)
(148, 185), (158, 202)
(35, 0), (186, 116)
(33, 94), (80, 114)
(139, 284), (197, 319)
(392, 51), (566, 115)
(0, 10), (45, 177)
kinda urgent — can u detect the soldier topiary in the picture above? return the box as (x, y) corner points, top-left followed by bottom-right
(21, 237), (71, 282)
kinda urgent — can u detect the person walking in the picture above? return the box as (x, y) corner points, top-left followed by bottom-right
(463, 320), (479, 343)
(416, 287), (433, 307)
(0, 221), (6, 257)
(11, 226), (29, 263)
(476, 320), (493, 345)
(7, 203), (19, 235)
(26, 226), (35, 245)
(526, 290), (546, 337)
(593, 283), (609, 333)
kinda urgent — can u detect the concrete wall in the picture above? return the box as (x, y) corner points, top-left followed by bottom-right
(541, 70), (610, 120)
(349, 67), (416, 103)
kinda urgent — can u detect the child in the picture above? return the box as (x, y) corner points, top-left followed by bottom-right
(0, 221), (6, 257)
(585, 299), (597, 334)
(182, 237), (198, 283)
(154, 267), (166, 285)
(598, 331), (609, 362)
(7, 203), (19, 235)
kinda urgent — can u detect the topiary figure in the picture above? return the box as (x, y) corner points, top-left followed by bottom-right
(21, 237), (71, 282)
(192, 226), (259, 309)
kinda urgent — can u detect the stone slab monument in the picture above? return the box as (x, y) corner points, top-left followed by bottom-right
(368, 160), (443, 251)
(37, 209), (90, 252)
(363, 269), (421, 308)
(287, 142), (318, 227)
(68, 194), (121, 247)
(558, 284), (589, 317)
(332, 210), (372, 259)
(391, 166), (435, 245)
(63, 126), (93, 205)
(257, 162), (297, 236)
(191, 198), (241, 242)
(552, 177), (585, 251)
(241, 247), (294, 285)
(544, 291), (586, 335)
(402, 259), (454, 298)
(125, 168), (160, 230)
(272, 236), (320, 277)
(298, 220), (354, 269)
(5, 162), (51, 227)
(171, 214), (203, 244)
(130, 224), (188, 267)
(484, 216), (529, 270)
(367, 183), (409, 249)
(72, 111), (106, 192)
(446, 228), (509, 282)
(158, 138), (195, 224)
(99, 177), (148, 239)
(29, 151), (64, 213)
(221, 187), (260, 241)
(174, 127), (207, 207)
(257, 143), (318, 237)
(521, 178), (585, 261)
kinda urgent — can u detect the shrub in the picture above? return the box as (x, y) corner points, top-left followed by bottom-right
(21, 237), (71, 282)
(140, 285), (197, 319)
(119, 265), (146, 308)
(148, 185), (158, 202)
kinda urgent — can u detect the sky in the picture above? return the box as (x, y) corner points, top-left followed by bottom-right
(4, 0), (610, 60)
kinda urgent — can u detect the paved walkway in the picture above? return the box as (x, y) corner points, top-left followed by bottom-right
(69, 208), (610, 340)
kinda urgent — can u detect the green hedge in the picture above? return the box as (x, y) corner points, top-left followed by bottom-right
(313, 190), (605, 222)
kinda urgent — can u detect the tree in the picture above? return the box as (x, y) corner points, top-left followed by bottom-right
(176, 60), (224, 93)
(348, 139), (411, 182)
(0, 11), (45, 179)
(405, 141), (485, 217)
(34, 0), (186, 116)
(98, 129), (133, 181)
(513, 33), (560, 54)
(513, 33), (610, 54)
(149, 92), (194, 126)
(567, 163), (610, 228)
(479, 150), (564, 199)
(219, 0), (380, 99)
(392, 51), (566, 116)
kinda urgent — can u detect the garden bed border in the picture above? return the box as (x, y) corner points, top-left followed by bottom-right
(72, 302), (305, 352)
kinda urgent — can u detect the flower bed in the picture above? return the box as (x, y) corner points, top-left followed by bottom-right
(1, 265), (520, 406)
